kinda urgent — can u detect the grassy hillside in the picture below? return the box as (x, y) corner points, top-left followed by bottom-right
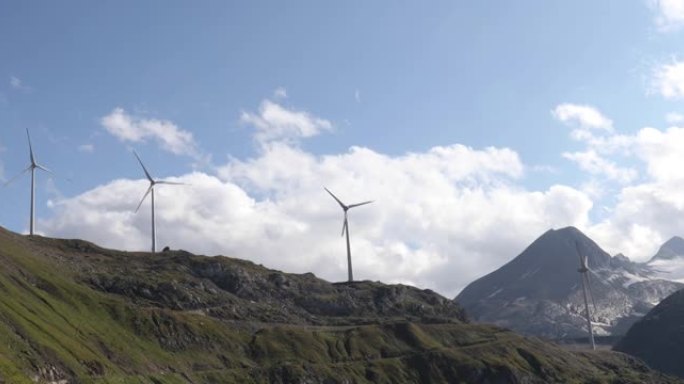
(0, 227), (678, 383)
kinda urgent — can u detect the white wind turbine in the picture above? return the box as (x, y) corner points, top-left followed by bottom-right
(325, 187), (373, 282)
(576, 241), (597, 350)
(4, 129), (53, 235)
(133, 151), (184, 253)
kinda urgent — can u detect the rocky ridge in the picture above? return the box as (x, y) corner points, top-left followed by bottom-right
(456, 227), (683, 339)
(0, 227), (679, 383)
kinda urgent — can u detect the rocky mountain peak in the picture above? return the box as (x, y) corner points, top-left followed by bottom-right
(456, 226), (683, 339)
(650, 236), (684, 262)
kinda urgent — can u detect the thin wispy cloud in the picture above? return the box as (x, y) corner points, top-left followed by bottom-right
(9, 76), (31, 92)
(562, 150), (638, 184)
(78, 144), (95, 153)
(101, 108), (200, 157)
(273, 87), (288, 99)
(666, 112), (684, 124)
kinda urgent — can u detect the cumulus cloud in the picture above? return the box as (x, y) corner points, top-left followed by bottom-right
(241, 100), (333, 145)
(566, 120), (684, 261)
(41, 96), (684, 297)
(40, 97), (596, 296)
(551, 102), (684, 261)
(649, 0), (684, 31)
(552, 103), (613, 131)
(42, 142), (591, 297)
(651, 61), (684, 99)
(101, 108), (199, 157)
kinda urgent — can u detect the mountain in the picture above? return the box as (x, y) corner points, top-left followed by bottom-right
(614, 288), (684, 378)
(0, 227), (679, 383)
(456, 227), (683, 340)
(649, 236), (684, 262)
(644, 236), (684, 284)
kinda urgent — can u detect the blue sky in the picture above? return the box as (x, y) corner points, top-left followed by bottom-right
(3, 1), (684, 295)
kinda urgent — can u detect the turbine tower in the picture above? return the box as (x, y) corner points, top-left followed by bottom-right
(4, 129), (52, 235)
(324, 187), (373, 282)
(576, 241), (596, 350)
(133, 151), (183, 253)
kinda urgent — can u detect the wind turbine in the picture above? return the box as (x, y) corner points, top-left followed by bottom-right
(576, 241), (597, 350)
(4, 129), (53, 235)
(324, 187), (373, 282)
(133, 151), (184, 253)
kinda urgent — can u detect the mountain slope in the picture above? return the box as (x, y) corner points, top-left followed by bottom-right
(456, 227), (682, 339)
(614, 288), (684, 378)
(649, 236), (684, 262)
(0, 227), (679, 383)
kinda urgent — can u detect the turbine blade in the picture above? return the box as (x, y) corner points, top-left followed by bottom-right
(135, 184), (154, 213)
(35, 164), (53, 175)
(341, 216), (348, 237)
(324, 187), (347, 210)
(133, 150), (154, 182)
(348, 200), (373, 209)
(3, 166), (31, 187)
(26, 128), (36, 165)
(156, 180), (186, 186)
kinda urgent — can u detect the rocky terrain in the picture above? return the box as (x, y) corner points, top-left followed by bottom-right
(456, 227), (682, 340)
(0, 226), (679, 383)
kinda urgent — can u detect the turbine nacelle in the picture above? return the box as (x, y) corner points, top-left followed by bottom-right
(133, 151), (186, 212)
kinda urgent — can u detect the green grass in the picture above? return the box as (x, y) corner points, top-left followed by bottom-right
(0, 228), (678, 383)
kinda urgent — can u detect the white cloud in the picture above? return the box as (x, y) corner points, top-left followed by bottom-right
(241, 100), (333, 145)
(101, 108), (199, 157)
(41, 96), (684, 298)
(651, 61), (684, 99)
(355, 89), (361, 103)
(634, 126), (684, 182)
(552, 103), (613, 131)
(555, 103), (637, 189)
(649, 0), (684, 31)
(42, 98), (593, 297)
(42, 145), (591, 297)
(582, 125), (684, 261)
(78, 144), (94, 153)
(562, 150), (637, 184)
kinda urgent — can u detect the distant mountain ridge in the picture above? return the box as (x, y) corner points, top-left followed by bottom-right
(649, 236), (684, 262)
(456, 227), (683, 339)
(615, 288), (684, 378)
(0, 226), (679, 383)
